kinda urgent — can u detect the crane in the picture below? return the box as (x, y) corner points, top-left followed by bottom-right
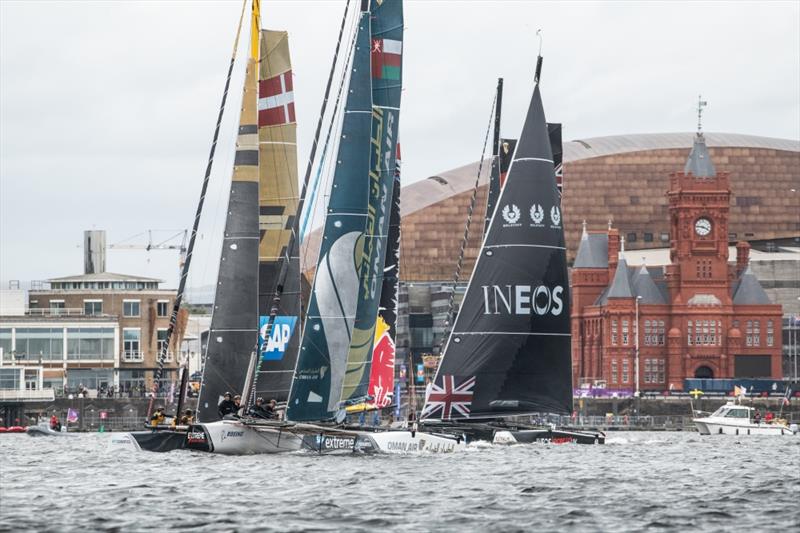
(107, 229), (188, 278)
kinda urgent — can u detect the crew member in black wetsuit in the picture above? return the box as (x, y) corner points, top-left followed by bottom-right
(218, 392), (237, 418)
(248, 398), (270, 419)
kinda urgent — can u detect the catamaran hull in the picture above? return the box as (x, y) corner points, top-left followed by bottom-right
(363, 430), (466, 453)
(693, 419), (794, 436)
(110, 421), (304, 454)
(493, 428), (605, 445)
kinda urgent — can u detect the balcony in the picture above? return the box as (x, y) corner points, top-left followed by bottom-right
(122, 351), (144, 362)
(0, 389), (56, 402)
(25, 308), (113, 318)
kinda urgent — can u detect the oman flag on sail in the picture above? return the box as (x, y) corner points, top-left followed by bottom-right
(259, 70), (295, 127)
(371, 38), (402, 80)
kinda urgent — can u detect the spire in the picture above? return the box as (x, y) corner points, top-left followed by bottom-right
(581, 220), (588, 238)
(632, 264), (665, 304)
(685, 96), (716, 177)
(607, 254), (633, 299)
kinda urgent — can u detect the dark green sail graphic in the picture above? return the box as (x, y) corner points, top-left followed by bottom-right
(339, 0), (404, 405)
(287, 12), (373, 422)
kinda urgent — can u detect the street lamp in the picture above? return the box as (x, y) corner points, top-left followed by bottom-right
(635, 295), (643, 398)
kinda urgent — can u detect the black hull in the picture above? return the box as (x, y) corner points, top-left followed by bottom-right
(128, 425), (212, 453)
(498, 428), (605, 445)
(421, 421), (605, 445)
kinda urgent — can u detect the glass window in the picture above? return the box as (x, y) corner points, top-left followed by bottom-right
(0, 328), (11, 360)
(622, 359), (629, 383)
(84, 300), (103, 316)
(123, 328), (141, 360)
(611, 319), (618, 346)
(67, 328), (114, 360)
(753, 320), (760, 346)
(119, 370), (146, 393)
(15, 328), (64, 360)
(66, 369), (112, 391)
(0, 368), (20, 390)
(688, 321), (693, 345)
(611, 360), (618, 384)
(644, 359), (652, 383)
(123, 300), (140, 317)
(157, 329), (168, 357)
(157, 301), (169, 317)
(658, 359), (665, 383)
(627, 232), (637, 243)
(50, 300), (65, 316)
(644, 232), (653, 242)
(660, 232), (669, 243)
(767, 320), (774, 347)
(409, 314), (433, 352)
(644, 320), (651, 346)
(658, 320), (665, 345)
(622, 319), (629, 345)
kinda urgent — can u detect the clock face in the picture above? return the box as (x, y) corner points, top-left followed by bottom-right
(695, 217), (712, 236)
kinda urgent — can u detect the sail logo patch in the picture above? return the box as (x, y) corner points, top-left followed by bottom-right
(481, 284), (565, 316)
(259, 315), (298, 361)
(420, 375), (476, 419)
(530, 204), (544, 225)
(550, 206), (561, 227)
(502, 204), (521, 226)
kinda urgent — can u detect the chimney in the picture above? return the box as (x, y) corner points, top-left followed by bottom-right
(735, 241), (750, 277)
(84, 230), (107, 274)
(607, 227), (620, 273)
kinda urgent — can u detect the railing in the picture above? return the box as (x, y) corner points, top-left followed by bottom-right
(24, 308), (114, 318)
(122, 351), (144, 362)
(0, 389), (56, 402)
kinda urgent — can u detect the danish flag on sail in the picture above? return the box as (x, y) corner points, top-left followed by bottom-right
(421, 375), (476, 419)
(259, 70), (295, 126)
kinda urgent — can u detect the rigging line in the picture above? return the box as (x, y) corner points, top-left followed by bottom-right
(433, 90), (497, 356)
(149, 0), (248, 419)
(253, 0), (356, 409)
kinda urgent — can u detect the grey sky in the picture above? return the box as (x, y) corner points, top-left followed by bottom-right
(1, 0), (798, 293)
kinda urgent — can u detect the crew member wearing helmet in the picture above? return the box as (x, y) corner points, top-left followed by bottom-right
(217, 392), (237, 418)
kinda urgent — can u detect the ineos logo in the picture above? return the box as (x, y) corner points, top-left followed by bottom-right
(481, 284), (565, 316)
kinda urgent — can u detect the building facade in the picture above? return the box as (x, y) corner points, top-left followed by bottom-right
(572, 134), (783, 391)
(0, 272), (182, 396)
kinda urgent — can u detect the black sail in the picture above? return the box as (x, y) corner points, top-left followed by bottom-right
(422, 83), (572, 420)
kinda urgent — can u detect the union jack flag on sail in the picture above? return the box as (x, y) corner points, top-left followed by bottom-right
(421, 375), (476, 420)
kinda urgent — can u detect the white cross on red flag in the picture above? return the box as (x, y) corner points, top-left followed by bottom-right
(258, 70), (295, 127)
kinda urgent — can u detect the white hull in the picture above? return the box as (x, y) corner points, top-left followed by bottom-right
(693, 418), (794, 436)
(204, 420), (304, 454)
(364, 430), (466, 453)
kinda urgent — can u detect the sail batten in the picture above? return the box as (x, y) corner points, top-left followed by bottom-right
(422, 81), (572, 421)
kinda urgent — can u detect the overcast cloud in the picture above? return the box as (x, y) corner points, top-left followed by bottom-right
(1, 0), (798, 292)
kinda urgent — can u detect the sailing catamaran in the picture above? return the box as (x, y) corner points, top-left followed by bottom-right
(419, 56), (604, 446)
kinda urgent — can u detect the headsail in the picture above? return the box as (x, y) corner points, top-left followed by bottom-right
(421, 81), (572, 421)
(339, 0), (404, 406)
(287, 11), (374, 422)
(197, 0), (261, 423)
(255, 29), (301, 402)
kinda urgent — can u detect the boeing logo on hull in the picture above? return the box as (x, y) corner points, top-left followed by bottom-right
(481, 284), (565, 315)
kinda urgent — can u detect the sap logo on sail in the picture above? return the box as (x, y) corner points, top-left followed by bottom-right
(481, 285), (564, 316)
(259, 316), (298, 361)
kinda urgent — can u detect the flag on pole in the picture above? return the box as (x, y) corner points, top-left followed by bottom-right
(783, 386), (793, 406)
(66, 408), (79, 423)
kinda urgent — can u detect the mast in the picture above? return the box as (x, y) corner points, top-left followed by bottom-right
(147, 0), (249, 419)
(484, 78), (503, 236)
(196, 0), (262, 423)
(287, 8), (374, 422)
(339, 0), (404, 407)
(421, 53), (573, 421)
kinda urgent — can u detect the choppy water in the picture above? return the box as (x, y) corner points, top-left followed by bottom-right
(1, 431), (798, 532)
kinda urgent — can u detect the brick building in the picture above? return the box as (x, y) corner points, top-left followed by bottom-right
(571, 133), (783, 391)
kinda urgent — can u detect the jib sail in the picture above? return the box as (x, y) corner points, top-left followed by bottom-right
(339, 0), (404, 406)
(255, 29), (302, 402)
(421, 81), (572, 420)
(287, 10), (373, 422)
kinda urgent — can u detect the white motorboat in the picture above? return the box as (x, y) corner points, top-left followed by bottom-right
(26, 422), (77, 437)
(693, 403), (796, 436)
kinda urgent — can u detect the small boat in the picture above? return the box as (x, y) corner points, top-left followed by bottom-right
(693, 402), (796, 436)
(26, 422), (77, 437)
(0, 426), (25, 434)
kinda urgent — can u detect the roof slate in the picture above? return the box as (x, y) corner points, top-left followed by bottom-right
(684, 133), (716, 177)
(732, 266), (772, 305)
(574, 233), (609, 268)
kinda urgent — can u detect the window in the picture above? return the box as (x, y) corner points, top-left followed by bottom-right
(157, 329), (169, 360)
(626, 232), (637, 243)
(157, 301), (169, 318)
(0, 368), (20, 391)
(660, 232), (669, 243)
(622, 319), (629, 346)
(611, 319), (618, 346)
(688, 321), (693, 345)
(644, 320), (651, 346)
(753, 320), (760, 346)
(658, 359), (665, 383)
(767, 320), (774, 347)
(83, 300), (103, 316)
(644, 232), (653, 243)
(0, 328), (11, 360)
(14, 328), (64, 360)
(50, 300), (65, 316)
(622, 359), (630, 383)
(123, 300), (140, 317)
(119, 370), (146, 392)
(611, 360), (618, 384)
(409, 314), (434, 352)
(66, 369), (112, 391)
(644, 359), (652, 383)
(123, 329), (141, 360)
(67, 328), (114, 360)
(703, 320), (709, 345)
(746, 320), (753, 347)
(695, 320), (702, 346)
(658, 320), (665, 345)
